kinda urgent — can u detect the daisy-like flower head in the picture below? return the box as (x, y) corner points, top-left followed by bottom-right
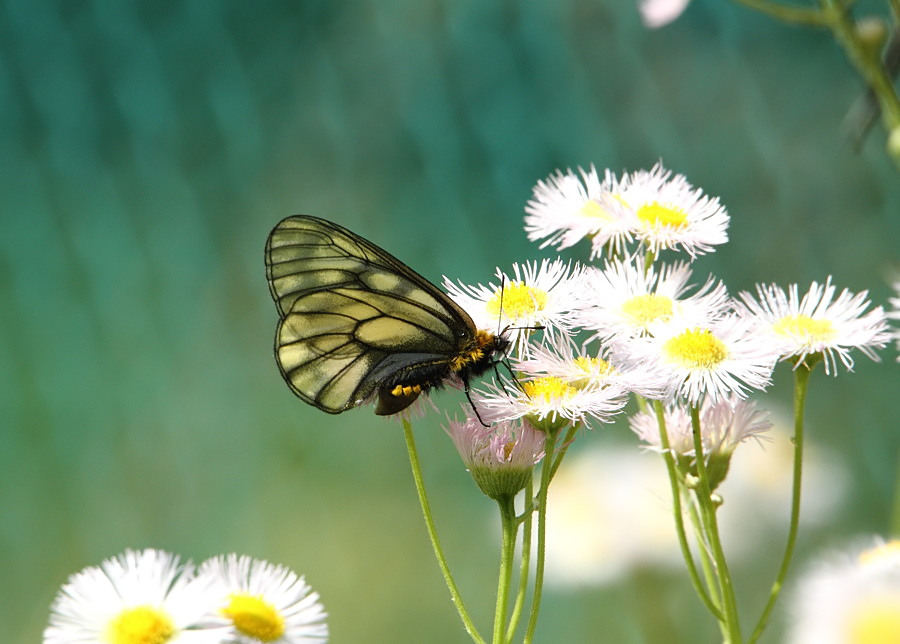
(630, 395), (772, 490)
(524, 165), (634, 257)
(603, 162), (729, 258)
(474, 338), (632, 431)
(737, 277), (890, 375)
(44, 548), (226, 644)
(578, 259), (731, 343)
(199, 555), (328, 644)
(788, 537), (900, 644)
(618, 314), (778, 405)
(445, 414), (546, 499)
(518, 332), (667, 400)
(443, 258), (589, 358)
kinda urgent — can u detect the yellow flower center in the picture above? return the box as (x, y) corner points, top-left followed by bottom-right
(105, 606), (175, 644)
(846, 597), (900, 644)
(522, 376), (577, 403)
(486, 281), (548, 320)
(636, 201), (689, 228)
(223, 593), (286, 642)
(621, 293), (674, 326)
(771, 314), (837, 343)
(663, 328), (728, 369)
(579, 200), (614, 221)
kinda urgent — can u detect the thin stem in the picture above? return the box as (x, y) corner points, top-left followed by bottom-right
(653, 399), (724, 620)
(523, 429), (558, 644)
(493, 495), (518, 644)
(402, 419), (486, 644)
(822, 0), (900, 131)
(732, 0), (829, 25)
(548, 422), (579, 482)
(748, 364), (811, 643)
(690, 405), (742, 643)
(505, 480), (533, 642)
(685, 493), (724, 613)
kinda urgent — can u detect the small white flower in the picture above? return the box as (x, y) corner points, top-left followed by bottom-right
(606, 162), (730, 258)
(473, 369), (629, 429)
(524, 166), (634, 256)
(578, 259), (731, 342)
(788, 537), (900, 644)
(443, 258), (590, 357)
(630, 394), (772, 458)
(518, 333), (666, 400)
(619, 315), (777, 405)
(737, 277), (890, 375)
(43, 549), (225, 644)
(199, 555), (328, 644)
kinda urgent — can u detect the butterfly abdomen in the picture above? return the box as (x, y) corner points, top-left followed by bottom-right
(373, 330), (509, 415)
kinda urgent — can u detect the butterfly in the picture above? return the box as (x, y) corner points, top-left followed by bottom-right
(264, 215), (510, 416)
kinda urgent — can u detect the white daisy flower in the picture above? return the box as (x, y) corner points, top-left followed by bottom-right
(524, 165), (634, 257)
(517, 332), (666, 400)
(199, 555), (328, 644)
(788, 537), (900, 644)
(43, 549), (225, 644)
(737, 277), (890, 375)
(445, 414), (546, 499)
(619, 315), (777, 405)
(443, 258), (589, 358)
(605, 162), (729, 258)
(630, 394), (771, 458)
(473, 363), (630, 430)
(578, 259), (731, 342)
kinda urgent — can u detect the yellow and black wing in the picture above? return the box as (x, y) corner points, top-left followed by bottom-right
(264, 215), (495, 414)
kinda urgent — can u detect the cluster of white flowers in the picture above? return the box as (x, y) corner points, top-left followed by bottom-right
(44, 549), (328, 644)
(442, 161), (890, 457)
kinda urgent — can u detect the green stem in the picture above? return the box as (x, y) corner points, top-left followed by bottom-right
(493, 495), (518, 644)
(748, 364), (811, 643)
(690, 405), (742, 643)
(505, 479), (533, 642)
(732, 0), (829, 25)
(402, 419), (486, 644)
(523, 429), (558, 644)
(686, 493), (724, 613)
(821, 0), (900, 130)
(548, 423), (579, 482)
(653, 400), (724, 620)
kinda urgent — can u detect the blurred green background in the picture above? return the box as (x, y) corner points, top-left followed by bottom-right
(1, 1), (898, 642)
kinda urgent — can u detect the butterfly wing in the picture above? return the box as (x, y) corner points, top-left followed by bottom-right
(265, 215), (478, 413)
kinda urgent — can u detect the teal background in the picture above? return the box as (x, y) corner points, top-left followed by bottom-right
(1, 1), (898, 642)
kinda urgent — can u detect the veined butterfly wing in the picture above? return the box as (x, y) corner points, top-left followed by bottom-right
(265, 215), (503, 415)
